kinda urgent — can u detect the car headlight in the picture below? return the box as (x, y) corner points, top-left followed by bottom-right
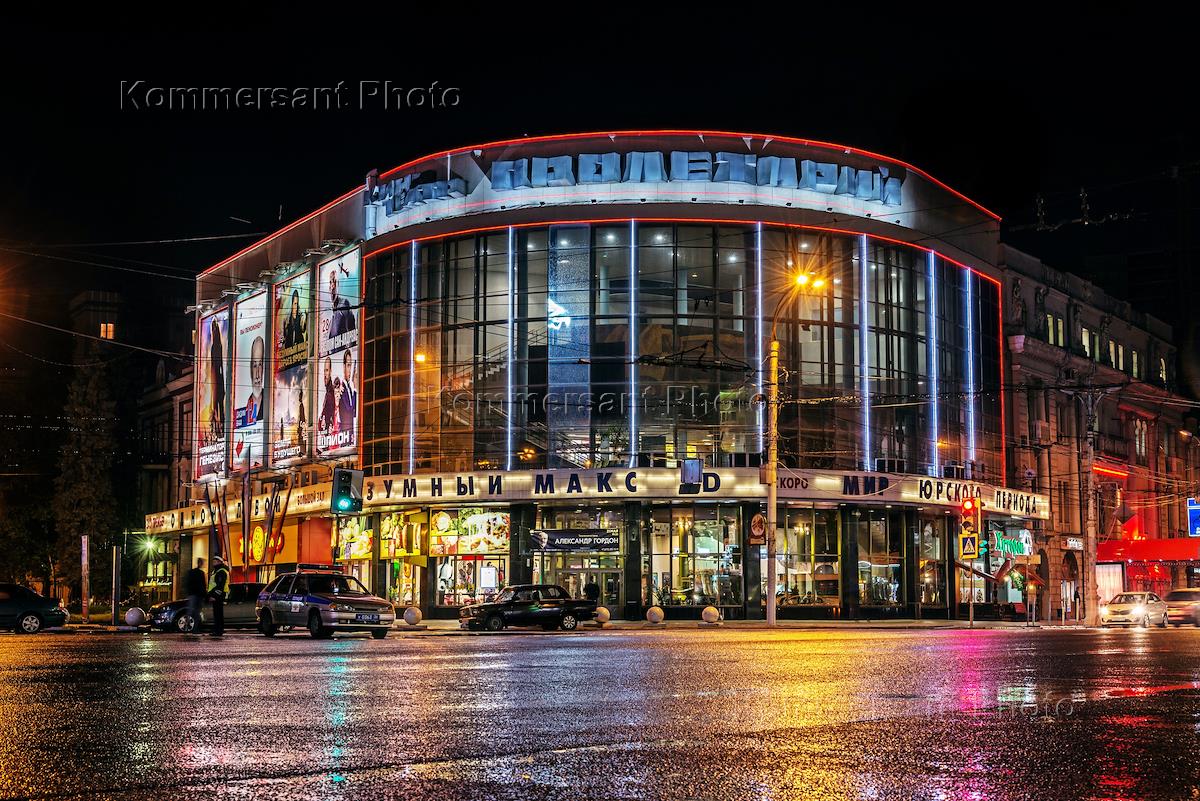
(330, 603), (356, 612)
(1100, 605), (1108, 616)
(1132, 605), (1145, 616)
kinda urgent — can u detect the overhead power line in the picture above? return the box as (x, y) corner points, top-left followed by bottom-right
(0, 310), (190, 361)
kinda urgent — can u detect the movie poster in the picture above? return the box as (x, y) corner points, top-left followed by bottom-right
(271, 270), (311, 465)
(231, 291), (268, 472)
(314, 249), (361, 458)
(195, 306), (230, 480)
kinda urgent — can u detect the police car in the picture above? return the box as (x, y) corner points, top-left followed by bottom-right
(256, 565), (395, 639)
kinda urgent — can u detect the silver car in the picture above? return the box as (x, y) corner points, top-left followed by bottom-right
(256, 569), (395, 639)
(1100, 591), (1168, 628)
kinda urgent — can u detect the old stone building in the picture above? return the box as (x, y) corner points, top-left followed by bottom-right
(1003, 245), (1200, 622)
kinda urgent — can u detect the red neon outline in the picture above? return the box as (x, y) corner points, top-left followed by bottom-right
(199, 130), (999, 280)
(1093, 464), (1130, 479)
(996, 275), (1007, 482)
(199, 188), (362, 279)
(363, 217), (996, 273)
(361, 216), (1009, 487)
(375, 129), (1000, 221)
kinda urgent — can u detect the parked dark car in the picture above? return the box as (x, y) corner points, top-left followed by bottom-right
(0, 583), (68, 634)
(147, 582), (266, 632)
(459, 584), (596, 631)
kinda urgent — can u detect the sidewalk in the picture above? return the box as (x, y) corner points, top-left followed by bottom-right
(406, 618), (1060, 634)
(29, 618), (1088, 636)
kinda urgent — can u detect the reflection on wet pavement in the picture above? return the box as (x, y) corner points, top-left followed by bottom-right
(1, 628), (1199, 800)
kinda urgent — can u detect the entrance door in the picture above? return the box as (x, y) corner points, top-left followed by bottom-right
(558, 569), (622, 617)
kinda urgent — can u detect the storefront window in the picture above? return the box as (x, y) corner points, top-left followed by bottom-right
(379, 510), (424, 607)
(916, 514), (946, 607)
(430, 508), (510, 606)
(764, 506), (841, 607)
(855, 509), (903, 606)
(643, 503), (742, 607)
(334, 516), (373, 591)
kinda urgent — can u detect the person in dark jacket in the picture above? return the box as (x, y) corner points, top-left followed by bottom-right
(583, 580), (601, 602)
(207, 556), (230, 636)
(184, 558), (206, 633)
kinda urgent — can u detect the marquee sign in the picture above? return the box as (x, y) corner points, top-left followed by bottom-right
(145, 467), (764, 534)
(775, 470), (1050, 520)
(144, 466), (1049, 536)
(375, 149), (905, 216)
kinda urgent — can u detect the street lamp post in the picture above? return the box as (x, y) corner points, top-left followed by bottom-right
(766, 339), (780, 626)
(763, 273), (824, 626)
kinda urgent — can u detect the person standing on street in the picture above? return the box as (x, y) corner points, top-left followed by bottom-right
(207, 556), (230, 636)
(583, 579), (601, 603)
(185, 558), (207, 633)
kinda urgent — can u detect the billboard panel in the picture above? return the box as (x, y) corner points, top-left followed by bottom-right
(231, 291), (268, 472)
(195, 306), (231, 480)
(314, 249), (361, 458)
(271, 270), (311, 465)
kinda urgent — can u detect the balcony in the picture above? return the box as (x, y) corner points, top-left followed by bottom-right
(1097, 433), (1129, 461)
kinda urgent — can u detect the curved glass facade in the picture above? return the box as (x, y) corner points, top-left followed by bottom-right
(361, 222), (1002, 482)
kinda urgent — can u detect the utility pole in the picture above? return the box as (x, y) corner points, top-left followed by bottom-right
(765, 340), (780, 627)
(1076, 386), (1113, 627)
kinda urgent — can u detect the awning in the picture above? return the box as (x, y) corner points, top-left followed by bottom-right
(1098, 537), (1200, 563)
(1010, 563), (1045, 587)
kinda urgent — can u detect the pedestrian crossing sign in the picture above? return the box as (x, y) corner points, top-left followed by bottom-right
(959, 533), (979, 559)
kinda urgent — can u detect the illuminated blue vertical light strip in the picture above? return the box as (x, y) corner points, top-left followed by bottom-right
(928, 250), (940, 476)
(506, 226), (515, 472)
(628, 220), (638, 469)
(408, 242), (418, 473)
(965, 269), (977, 463)
(859, 234), (871, 471)
(756, 222), (764, 454)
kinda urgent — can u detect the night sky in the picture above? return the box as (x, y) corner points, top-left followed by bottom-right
(0, 21), (1192, 361)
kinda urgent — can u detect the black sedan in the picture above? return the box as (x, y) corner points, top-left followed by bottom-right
(460, 584), (596, 631)
(147, 582), (265, 632)
(0, 583), (68, 633)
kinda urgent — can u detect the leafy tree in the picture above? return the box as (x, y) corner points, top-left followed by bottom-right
(51, 344), (119, 605)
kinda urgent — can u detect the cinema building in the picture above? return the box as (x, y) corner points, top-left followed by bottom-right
(146, 131), (1049, 620)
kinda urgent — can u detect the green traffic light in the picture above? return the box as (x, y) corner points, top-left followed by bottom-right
(337, 498), (351, 510)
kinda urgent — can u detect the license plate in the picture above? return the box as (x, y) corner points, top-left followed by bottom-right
(355, 613), (380, 623)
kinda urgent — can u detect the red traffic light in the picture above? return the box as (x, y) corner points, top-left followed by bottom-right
(961, 498), (977, 515)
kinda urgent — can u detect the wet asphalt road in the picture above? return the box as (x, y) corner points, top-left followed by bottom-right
(2, 627), (1200, 801)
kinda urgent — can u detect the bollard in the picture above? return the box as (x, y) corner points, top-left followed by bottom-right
(594, 607), (611, 624)
(403, 607), (423, 626)
(701, 606), (720, 624)
(124, 608), (146, 627)
(646, 606), (664, 624)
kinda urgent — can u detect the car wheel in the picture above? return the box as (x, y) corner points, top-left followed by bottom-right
(1161, 613), (1169, 628)
(308, 612), (330, 639)
(259, 611), (276, 637)
(559, 613), (579, 631)
(175, 613), (195, 634)
(371, 629), (388, 639)
(17, 613), (43, 634)
(484, 615), (504, 632)
(1141, 615), (1150, 628)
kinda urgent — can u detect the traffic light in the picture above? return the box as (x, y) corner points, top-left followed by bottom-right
(331, 468), (364, 514)
(960, 497), (983, 534)
(959, 497), (984, 559)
